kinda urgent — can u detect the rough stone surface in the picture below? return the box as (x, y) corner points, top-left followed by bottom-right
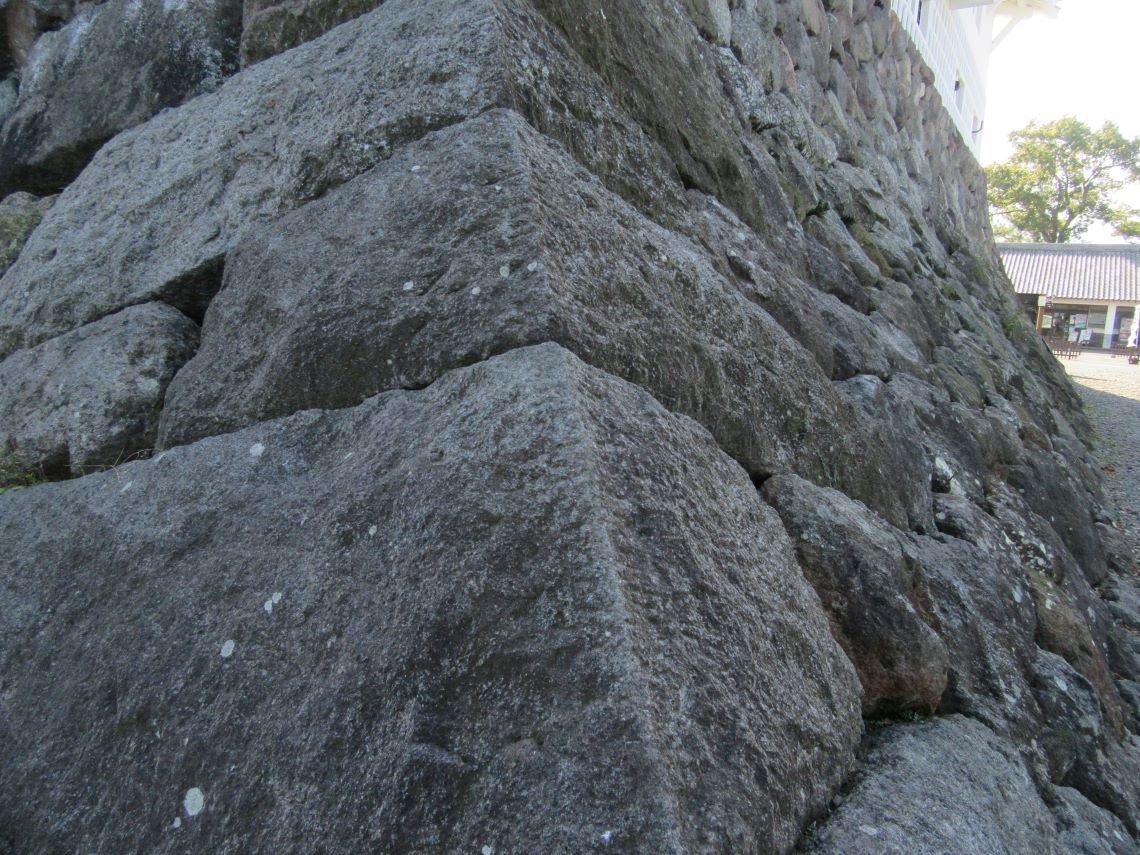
(905, 529), (1040, 740)
(1052, 786), (1139, 855)
(0, 344), (862, 853)
(0, 0), (1138, 846)
(0, 0), (241, 196)
(800, 716), (1060, 854)
(158, 109), (914, 527)
(240, 0), (381, 66)
(1031, 648), (1105, 783)
(0, 303), (198, 476)
(2, 0), (85, 73)
(0, 0), (684, 356)
(761, 473), (947, 716)
(0, 189), (50, 274)
(0, 75), (14, 123)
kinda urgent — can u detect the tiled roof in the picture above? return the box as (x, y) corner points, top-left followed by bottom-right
(998, 243), (1140, 304)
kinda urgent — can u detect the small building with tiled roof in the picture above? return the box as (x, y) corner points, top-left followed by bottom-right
(999, 242), (1140, 349)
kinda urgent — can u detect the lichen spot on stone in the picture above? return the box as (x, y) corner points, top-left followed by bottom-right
(120, 481), (133, 493)
(368, 525), (378, 537)
(527, 261), (539, 273)
(220, 639), (235, 658)
(471, 286), (481, 296)
(600, 830), (613, 843)
(402, 281), (414, 291)
(411, 165), (422, 173)
(249, 442), (265, 459)
(172, 817), (181, 829)
(183, 787), (204, 817)
(482, 847), (493, 855)
(499, 265), (510, 278)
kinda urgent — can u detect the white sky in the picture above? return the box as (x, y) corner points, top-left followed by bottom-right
(981, 0), (1140, 242)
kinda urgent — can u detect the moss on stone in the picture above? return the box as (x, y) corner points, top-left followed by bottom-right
(0, 192), (54, 275)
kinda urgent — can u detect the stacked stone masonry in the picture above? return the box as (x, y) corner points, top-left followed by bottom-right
(0, 0), (1137, 852)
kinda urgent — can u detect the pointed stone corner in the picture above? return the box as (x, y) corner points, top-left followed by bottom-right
(157, 108), (914, 528)
(0, 0), (681, 360)
(0, 344), (861, 853)
(0, 0), (242, 198)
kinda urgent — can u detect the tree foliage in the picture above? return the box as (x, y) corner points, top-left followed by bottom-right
(985, 118), (1140, 243)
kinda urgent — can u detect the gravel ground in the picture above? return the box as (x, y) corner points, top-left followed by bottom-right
(1062, 352), (1140, 567)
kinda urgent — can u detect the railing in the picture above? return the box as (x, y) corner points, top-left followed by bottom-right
(890, 0), (987, 157)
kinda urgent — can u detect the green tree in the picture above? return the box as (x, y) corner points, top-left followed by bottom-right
(985, 118), (1140, 243)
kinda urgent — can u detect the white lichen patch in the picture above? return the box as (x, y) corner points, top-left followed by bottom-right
(249, 442), (266, 459)
(499, 265), (510, 278)
(220, 639), (235, 658)
(263, 591), (283, 614)
(471, 286), (481, 296)
(600, 830), (613, 843)
(402, 281), (415, 291)
(368, 525), (378, 537)
(172, 817), (181, 829)
(183, 787), (205, 817)
(482, 847), (493, 855)
(527, 261), (539, 272)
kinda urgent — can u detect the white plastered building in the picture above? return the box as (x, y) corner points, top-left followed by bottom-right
(888, 0), (1060, 157)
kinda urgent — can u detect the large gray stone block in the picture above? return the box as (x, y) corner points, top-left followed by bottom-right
(0, 343), (863, 853)
(1051, 786), (1138, 855)
(0, 0), (241, 195)
(761, 473), (947, 716)
(801, 717), (1061, 854)
(158, 108), (915, 528)
(0, 0), (682, 356)
(0, 302), (197, 478)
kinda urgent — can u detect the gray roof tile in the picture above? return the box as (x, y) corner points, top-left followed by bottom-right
(998, 243), (1140, 303)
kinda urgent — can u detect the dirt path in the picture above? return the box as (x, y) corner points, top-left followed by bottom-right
(1062, 352), (1140, 566)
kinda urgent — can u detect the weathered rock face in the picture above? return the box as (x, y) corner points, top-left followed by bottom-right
(0, 302), (197, 478)
(240, 0), (380, 66)
(0, 0), (241, 195)
(0, 188), (49, 274)
(761, 473), (947, 717)
(0, 0), (1138, 850)
(156, 108), (917, 528)
(0, 0), (683, 356)
(0, 344), (862, 853)
(800, 716), (1125, 854)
